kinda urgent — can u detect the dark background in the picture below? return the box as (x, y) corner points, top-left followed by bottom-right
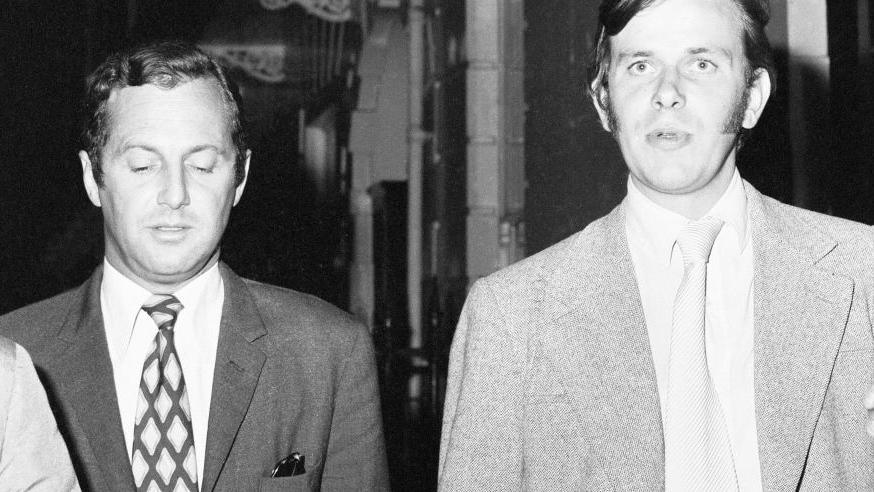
(1, 2), (873, 491)
(0, 0), (355, 313)
(4, 2), (873, 309)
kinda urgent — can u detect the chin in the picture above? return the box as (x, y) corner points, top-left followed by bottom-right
(636, 169), (696, 194)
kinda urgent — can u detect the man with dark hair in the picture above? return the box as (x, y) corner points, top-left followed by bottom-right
(0, 41), (389, 491)
(439, 0), (874, 490)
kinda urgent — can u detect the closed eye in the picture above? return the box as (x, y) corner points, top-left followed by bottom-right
(123, 148), (160, 173)
(129, 162), (157, 173)
(185, 149), (220, 174)
(185, 159), (217, 174)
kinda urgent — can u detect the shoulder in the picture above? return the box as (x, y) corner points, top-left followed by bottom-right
(0, 336), (34, 406)
(238, 277), (369, 348)
(0, 285), (86, 347)
(759, 194), (874, 244)
(754, 193), (874, 281)
(0, 335), (15, 378)
(758, 194), (874, 255)
(464, 205), (623, 327)
(475, 206), (621, 299)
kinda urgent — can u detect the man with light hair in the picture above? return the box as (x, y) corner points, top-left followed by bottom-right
(440, 0), (874, 489)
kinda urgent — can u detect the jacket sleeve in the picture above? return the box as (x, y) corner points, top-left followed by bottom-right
(438, 279), (527, 491)
(321, 323), (390, 491)
(0, 341), (81, 491)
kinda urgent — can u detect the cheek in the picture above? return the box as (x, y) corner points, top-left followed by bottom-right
(609, 88), (653, 129)
(199, 189), (237, 220)
(101, 192), (133, 223)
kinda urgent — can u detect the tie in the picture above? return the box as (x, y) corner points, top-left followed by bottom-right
(664, 216), (738, 491)
(131, 294), (199, 492)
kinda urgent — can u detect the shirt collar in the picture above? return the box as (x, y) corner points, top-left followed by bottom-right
(625, 168), (749, 267)
(101, 259), (223, 358)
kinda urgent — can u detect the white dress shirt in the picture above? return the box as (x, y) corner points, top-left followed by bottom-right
(625, 170), (763, 491)
(101, 260), (223, 490)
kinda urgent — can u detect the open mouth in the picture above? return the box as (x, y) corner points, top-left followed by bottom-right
(646, 129), (690, 148)
(651, 129), (687, 139)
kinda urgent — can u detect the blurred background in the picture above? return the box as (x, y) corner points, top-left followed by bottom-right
(1, 0), (873, 489)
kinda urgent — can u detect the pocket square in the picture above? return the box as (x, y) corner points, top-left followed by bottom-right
(271, 452), (306, 478)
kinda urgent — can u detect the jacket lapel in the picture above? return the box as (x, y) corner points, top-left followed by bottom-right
(47, 267), (135, 491)
(748, 189), (854, 490)
(541, 204), (665, 488)
(201, 264), (267, 492)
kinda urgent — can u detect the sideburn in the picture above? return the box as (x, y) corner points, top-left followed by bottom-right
(721, 85), (750, 135)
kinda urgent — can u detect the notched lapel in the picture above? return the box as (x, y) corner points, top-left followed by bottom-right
(202, 266), (267, 492)
(751, 196), (854, 492)
(541, 205), (664, 489)
(50, 268), (135, 491)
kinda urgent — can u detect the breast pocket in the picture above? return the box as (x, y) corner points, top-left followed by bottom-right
(258, 474), (311, 492)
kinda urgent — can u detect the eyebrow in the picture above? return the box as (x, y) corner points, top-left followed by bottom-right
(615, 50), (653, 63)
(118, 143), (222, 156)
(688, 47), (733, 61)
(616, 47), (733, 62)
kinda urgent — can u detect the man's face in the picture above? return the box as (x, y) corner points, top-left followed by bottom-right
(594, 0), (770, 214)
(80, 79), (249, 292)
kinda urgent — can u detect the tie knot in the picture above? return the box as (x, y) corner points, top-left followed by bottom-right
(676, 216), (725, 264)
(141, 294), (183, 331)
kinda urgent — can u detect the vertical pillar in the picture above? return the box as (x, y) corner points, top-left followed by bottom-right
(348, 14), (409, 329)
(348, 153), (375, 327)
(466, 0), (526, 283)
(408, 0), (425, 356)
(785, 0), (830, 209)
(504, 0), (526, 260)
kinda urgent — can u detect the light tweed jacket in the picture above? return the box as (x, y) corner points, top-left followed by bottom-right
(439, 183), (874, 491)
(0, 336), (79, 491)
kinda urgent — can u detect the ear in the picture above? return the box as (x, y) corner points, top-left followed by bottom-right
(741, 68), (772, 129)
(590, 84), (613, 132)
(233, 150), (251, 207)
(79, 150), (102, 207)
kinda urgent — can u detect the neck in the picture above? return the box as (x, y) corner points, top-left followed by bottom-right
(104, 251), (221, 294)
(632, 164), (736, 221)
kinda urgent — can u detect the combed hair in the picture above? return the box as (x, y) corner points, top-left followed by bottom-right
(81, 40), (247, 185)
(587, 0), (776, 110)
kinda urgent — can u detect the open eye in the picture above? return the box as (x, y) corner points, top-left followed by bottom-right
(690, 59), (717, 74)
(628, 60), (654, 75)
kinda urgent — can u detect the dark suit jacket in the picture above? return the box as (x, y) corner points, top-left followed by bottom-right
(0, 263), (389, 491)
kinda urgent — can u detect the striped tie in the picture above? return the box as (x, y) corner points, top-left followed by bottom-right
(664, 216), (738, 491)
(131, 294), (198, 492)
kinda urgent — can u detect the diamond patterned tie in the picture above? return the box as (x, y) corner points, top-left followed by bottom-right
(664, 216), (738, 491)
(131, 294), (198, 492)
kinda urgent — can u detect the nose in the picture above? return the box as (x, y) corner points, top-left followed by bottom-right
(651, 69), (685, 110)
(157, 165), (190, 209)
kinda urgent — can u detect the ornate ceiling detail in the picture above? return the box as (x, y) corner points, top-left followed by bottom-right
(200, 44), (289, 83)
(259, 0), (357, 22)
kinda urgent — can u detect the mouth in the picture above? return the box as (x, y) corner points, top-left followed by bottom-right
(149, 225), (191, 241)
(646, 128), (690, 148)
(153, 225), (189, 231)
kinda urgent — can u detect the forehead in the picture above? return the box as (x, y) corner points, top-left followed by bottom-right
(611, 0), (744, 58)
(104, 79), (231, 147)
